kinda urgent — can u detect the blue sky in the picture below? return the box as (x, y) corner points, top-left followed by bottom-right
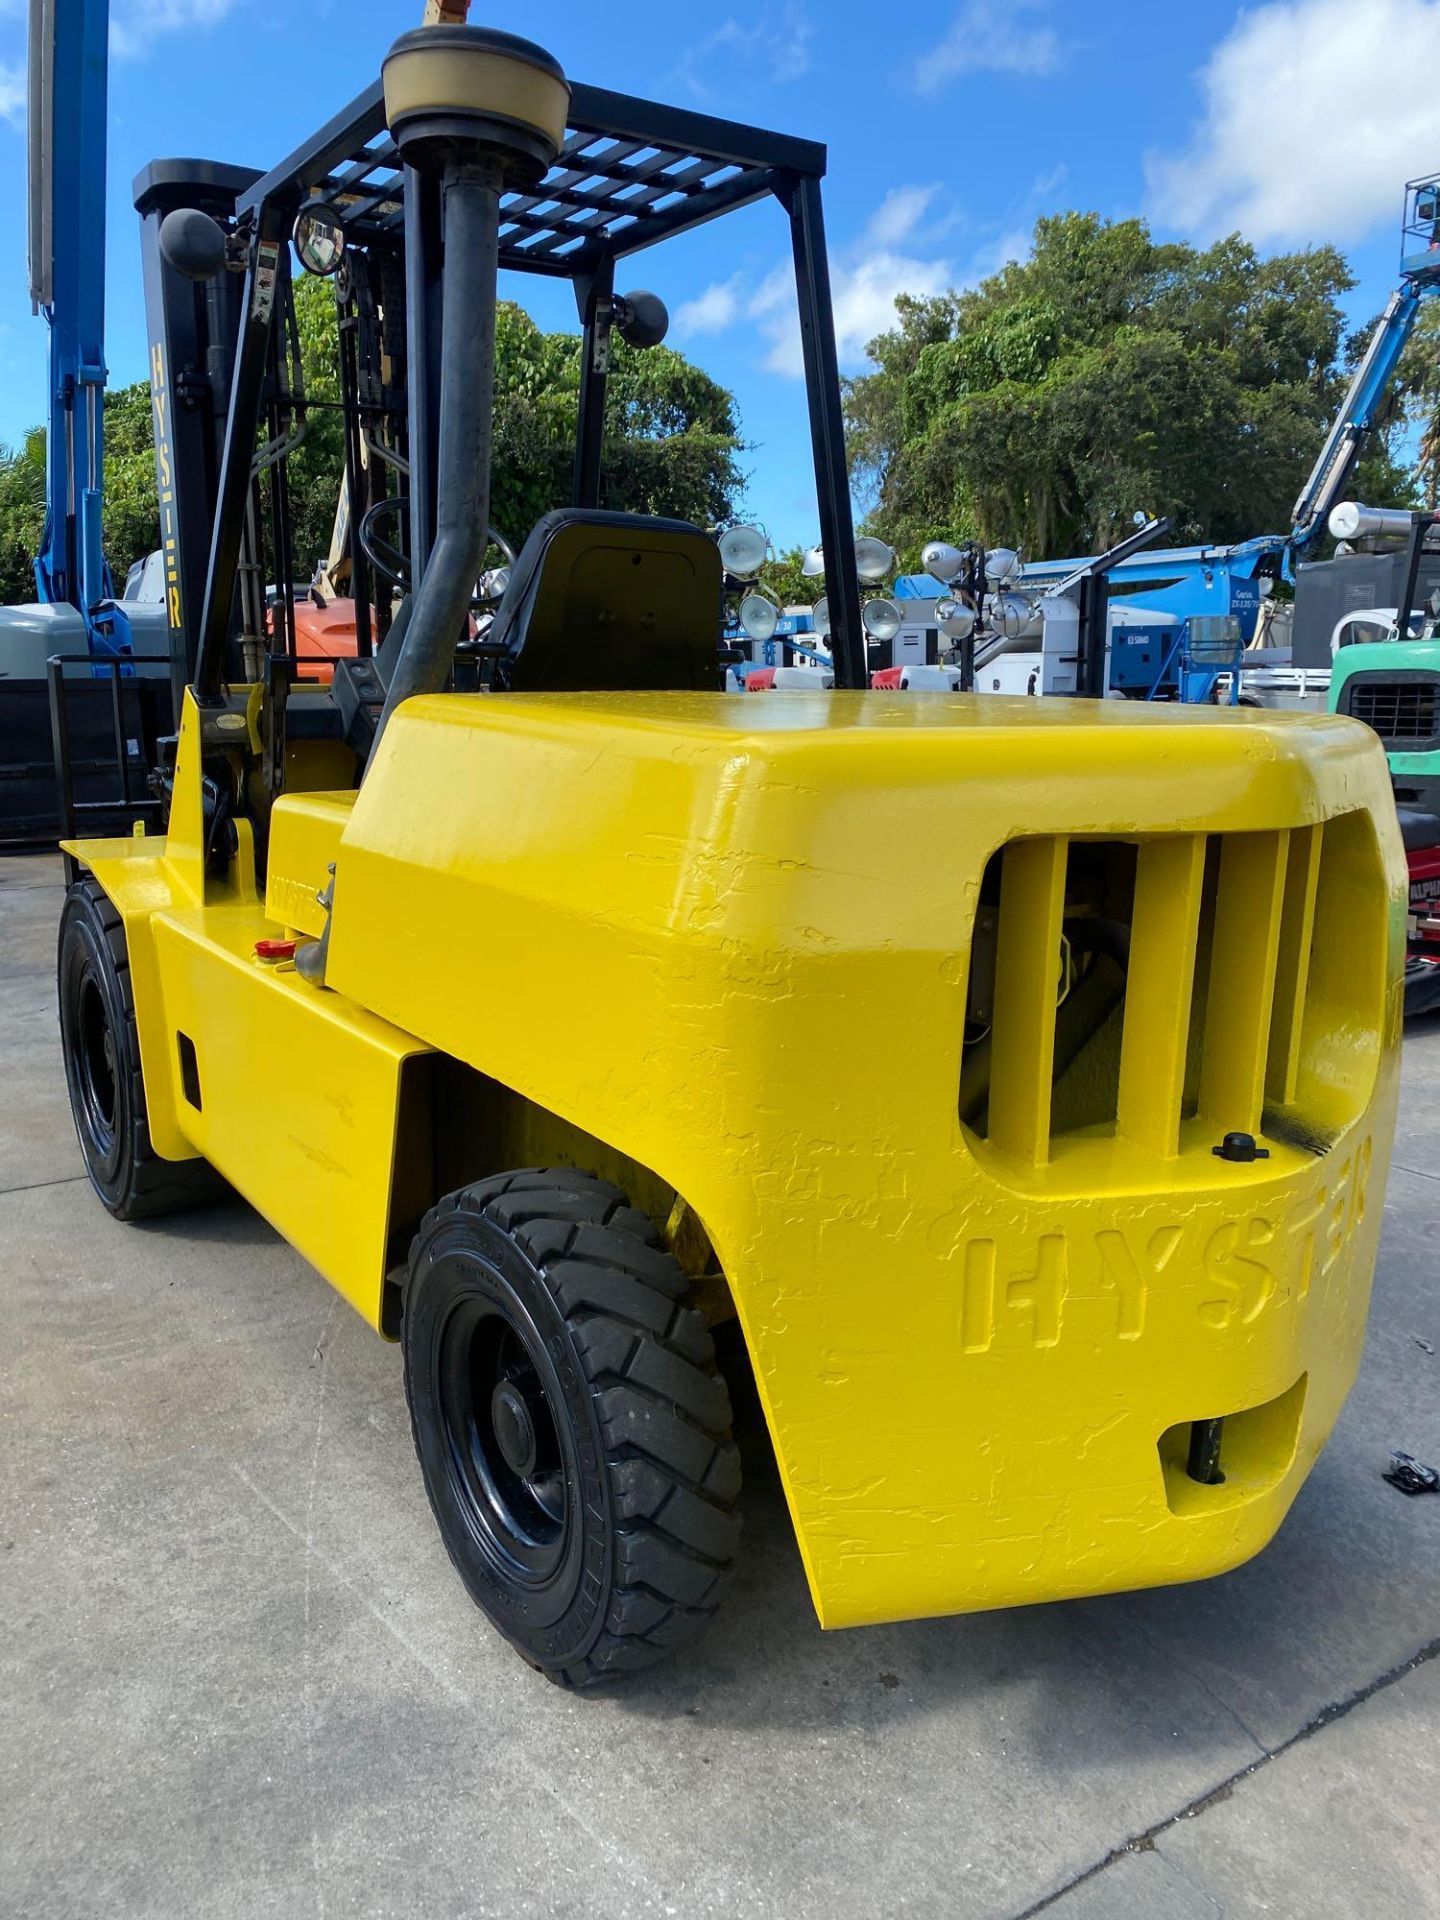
(1, 0), (1438, 551)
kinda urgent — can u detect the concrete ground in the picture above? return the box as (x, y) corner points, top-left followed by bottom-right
(2, 848), (1437, 1920)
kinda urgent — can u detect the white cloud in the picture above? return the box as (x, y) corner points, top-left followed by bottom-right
(675, 279), (746, 335)
(110, 0), (236, 60)
(770, 0), (814, 75)
(672, 2), (815, 100)
(967, 227), (1032, 281)
(863, 184), (942, 250)
(1030, 162), (1067, 200)
(1147, 0), (1440, 246)
(677, 188), (954, 378)
(675, 159), (1077, 378)
(912, 1), (1063, 96)
(0, 61), (24, 130)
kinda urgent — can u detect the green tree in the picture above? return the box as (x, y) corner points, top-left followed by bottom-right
(845, 213), (1422, 566)
(0, 281), (744, 606)
(285, 272), (348, 577)
(0, 426), (46, 605)
(1390, 298), (1440, 506)
(759, 546), (822, 606)
(285, 279), (744, 572)
(0, 383), (161, 605)
(102, 380), (162, 583)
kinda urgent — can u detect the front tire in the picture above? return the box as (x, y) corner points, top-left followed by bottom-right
(402, 1170), (741, 1686)
(57, 877), (221, 1220)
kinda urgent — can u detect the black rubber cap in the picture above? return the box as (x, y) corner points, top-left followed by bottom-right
(1212, 1131), (1270, 1163)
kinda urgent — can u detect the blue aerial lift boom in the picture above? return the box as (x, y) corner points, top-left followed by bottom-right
(1, 0), (172, 844)
(27, 0), (124, 651)
(1289, 174), (1440, 560)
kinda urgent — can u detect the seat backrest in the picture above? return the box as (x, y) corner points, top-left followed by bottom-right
(490, 509), (724, 693)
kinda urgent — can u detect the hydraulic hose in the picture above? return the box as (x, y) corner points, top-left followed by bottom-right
(370, 160), (502, 756)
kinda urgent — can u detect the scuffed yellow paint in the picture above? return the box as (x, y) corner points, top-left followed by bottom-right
(66, 686), (1405, 1630)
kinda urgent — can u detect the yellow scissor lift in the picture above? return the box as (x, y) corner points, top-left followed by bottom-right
(56, 15), (1406, 1684)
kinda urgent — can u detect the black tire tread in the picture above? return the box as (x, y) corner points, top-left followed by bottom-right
(407, 1167), (741, 1686)
(61, 877), (223, 1221)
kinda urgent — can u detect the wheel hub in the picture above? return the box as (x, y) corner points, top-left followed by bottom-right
(491, 1380), (539, 1479)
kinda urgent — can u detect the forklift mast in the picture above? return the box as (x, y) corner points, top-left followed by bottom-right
(132, 160), (261, 711)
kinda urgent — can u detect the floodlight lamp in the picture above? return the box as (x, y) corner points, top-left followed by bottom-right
(718, 524), (769, 580)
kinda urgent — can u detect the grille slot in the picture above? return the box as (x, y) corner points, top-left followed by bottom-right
(1345, 677), (1438, 746)
(961, 816), (1383, 1172)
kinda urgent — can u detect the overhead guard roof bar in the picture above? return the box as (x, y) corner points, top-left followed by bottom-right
(192, 62), (865, 697)
(234, 80), (827, 274)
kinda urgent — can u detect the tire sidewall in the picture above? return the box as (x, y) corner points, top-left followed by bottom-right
(403, 1210), (613, 1671)
(58, 889), (137, 1209)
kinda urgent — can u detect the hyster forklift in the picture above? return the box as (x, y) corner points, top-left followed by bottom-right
(57, 12), (1408, 1685)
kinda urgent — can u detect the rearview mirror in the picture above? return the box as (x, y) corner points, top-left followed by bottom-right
(294, 202), (346, 278)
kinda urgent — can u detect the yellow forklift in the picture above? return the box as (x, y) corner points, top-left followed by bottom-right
(56, 12), (1407, 1684)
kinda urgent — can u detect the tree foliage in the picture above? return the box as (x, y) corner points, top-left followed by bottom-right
(759, 546), (822, 606)
(0, 279), (744, 604)
(286, 278), (744, 573)
(0, 426), (47, 606)
(102, 381), (164, 584)
(845, 213), (1419, 566)
(0, 382), (163, 606)
(1393, 298), (1440, 504)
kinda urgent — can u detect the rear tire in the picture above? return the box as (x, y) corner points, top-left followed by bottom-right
(57, 877), (222, 1220)
(402, 1169), (741, 1686)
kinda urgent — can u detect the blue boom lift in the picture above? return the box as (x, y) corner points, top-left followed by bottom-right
(2, 0), (170, 844)
(28, 0), (114, 633)
(1289, 174), (1440, 561)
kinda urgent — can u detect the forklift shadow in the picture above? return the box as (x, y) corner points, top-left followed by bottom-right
(131, 1192), (285, 1253)
(607, 1352), (1380, 1772)
(601, 1443), (1186, 1758)
(131, 1198), (1393, 1766)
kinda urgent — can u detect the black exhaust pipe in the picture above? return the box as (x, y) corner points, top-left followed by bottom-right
(370, 162), (500, 754)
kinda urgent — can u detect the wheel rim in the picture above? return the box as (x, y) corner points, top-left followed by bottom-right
(72, 969), (118, 1158)
(437, 1296), (570, 1584)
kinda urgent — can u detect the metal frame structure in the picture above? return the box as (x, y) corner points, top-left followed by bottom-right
(133, 159), (261, 710)
(186, 76), (865, 700)
(47, 652), (171, 878)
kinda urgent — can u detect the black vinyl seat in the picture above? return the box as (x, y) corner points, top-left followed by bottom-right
(1397, 805), (1440, 852)
(489, 508), (724, 692)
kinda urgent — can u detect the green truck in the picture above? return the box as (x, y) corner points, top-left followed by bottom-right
(1330, 627), (1440, 816)
(1323, 505), (1440, 816)
(1321, 507), (1440, 1014)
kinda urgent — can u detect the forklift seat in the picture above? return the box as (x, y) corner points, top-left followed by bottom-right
(488, 509), (723, 692)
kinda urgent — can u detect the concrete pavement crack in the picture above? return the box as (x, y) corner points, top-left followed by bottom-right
(1124, 1613), (1267, 1757)
(1391, 1159), (1439, 1184)
(1008, 1632), (1440, 1920)
(0, 1173), (87, 1199)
